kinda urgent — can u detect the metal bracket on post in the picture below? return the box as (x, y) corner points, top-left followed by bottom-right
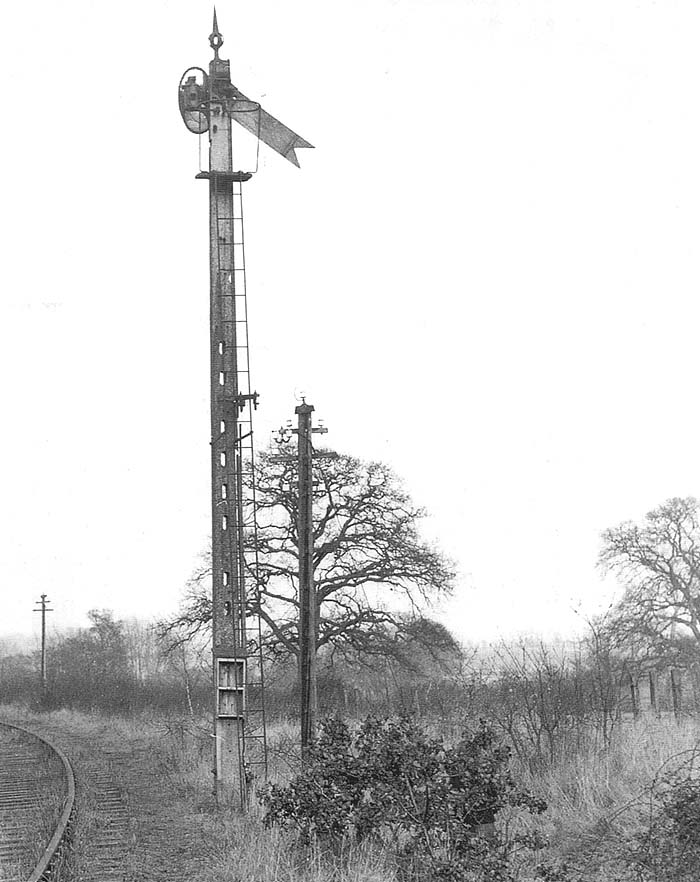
(225, 392), (260, 414)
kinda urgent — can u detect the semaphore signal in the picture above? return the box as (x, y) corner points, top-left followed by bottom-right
(178, 10), (313, 809)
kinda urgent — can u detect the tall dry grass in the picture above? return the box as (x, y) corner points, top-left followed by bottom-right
(512, 714), (700, 879)
(3, 703), (699, 880)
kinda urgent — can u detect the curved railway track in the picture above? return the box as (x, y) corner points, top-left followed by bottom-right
(0, 721), (75, 882)
(1, 715), (209, 882)
(0, 718), (134, 882)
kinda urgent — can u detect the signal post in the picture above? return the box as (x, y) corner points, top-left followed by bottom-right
(179, 12), (313, 807)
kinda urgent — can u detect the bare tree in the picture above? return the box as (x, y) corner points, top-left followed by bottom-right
(580, 614), (624, 747)
(599, 497), (700, 656)
(158, 448), (456, 663)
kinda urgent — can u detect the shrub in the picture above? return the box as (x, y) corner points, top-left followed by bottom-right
(261, 715), (547, 881)
(634, 776), (700, 880)
(661, 777), (700, 843)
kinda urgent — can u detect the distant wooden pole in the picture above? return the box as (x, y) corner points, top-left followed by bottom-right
(33, 594), (52, 693)
(649, 670), (657, 715)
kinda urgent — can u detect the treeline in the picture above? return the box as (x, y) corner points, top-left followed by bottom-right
(2, 608), (699, 766)
(0, 610), (211, 714)
(309, 626), (700, 768)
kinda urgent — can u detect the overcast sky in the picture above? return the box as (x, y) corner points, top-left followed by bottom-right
(2, 0), (700, 646)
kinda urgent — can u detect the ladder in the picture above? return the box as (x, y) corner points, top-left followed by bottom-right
(211, 175), (268, 806)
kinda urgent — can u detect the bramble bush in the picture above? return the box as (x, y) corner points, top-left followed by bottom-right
(261, 715), (548, 881)
(630, 771), (700, 881)
(581, 751), (700, 882)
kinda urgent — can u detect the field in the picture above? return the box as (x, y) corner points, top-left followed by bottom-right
(2, 704), (699, 881)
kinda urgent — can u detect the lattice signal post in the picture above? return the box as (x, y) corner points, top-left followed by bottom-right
(178, 12), (313, 808)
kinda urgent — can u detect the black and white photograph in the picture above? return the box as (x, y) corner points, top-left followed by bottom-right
(2, 1), (700, 879)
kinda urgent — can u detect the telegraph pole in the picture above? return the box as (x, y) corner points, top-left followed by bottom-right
(33, 594), (52, 693)
(296, 401), (326, 756)
(273, 400), (328, 758)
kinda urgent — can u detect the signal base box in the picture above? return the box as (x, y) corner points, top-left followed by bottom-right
(217, 658), (246, 719)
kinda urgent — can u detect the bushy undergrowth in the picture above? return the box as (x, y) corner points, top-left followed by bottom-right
(520, 720), (700, 881)
(620, 751), (700, 882)
(5, 701), (700, 881)
(262, 716), (547, 881)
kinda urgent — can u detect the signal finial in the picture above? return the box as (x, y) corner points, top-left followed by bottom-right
(209, 8), (224, 59)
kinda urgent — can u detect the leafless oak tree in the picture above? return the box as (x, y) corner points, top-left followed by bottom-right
(599, 497), (700, 656)
(158, 449), (456, 663)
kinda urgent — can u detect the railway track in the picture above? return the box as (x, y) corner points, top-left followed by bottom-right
(0, 722), (75, 882)
(0, 715), (209, 882)
(1, 718), (135, 882)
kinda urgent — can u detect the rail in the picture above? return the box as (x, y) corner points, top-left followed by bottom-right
(0, 721), (76, 882)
